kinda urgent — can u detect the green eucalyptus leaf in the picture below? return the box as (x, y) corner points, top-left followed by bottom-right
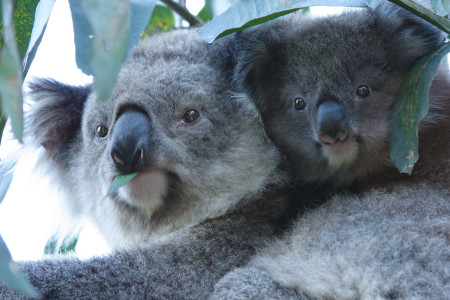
(198, 0), (214, 22)
(389, 42), (450, 174)
(79, 0), (131, 100)
(0, 235), (39, 298)
(142, 4), (174, 38)
(443, 0), (449, 14)
(0, 103), (6, 144)
(365, 0), (382, 8)
(69, 0), (156, 82)
(0, 0), (23, 142)
(106, 171), (139, 197)
(390, 0), (449, 33)
(199, 0), (370, 42)
(9, 0), (39, 59)
(44, 232), (79, 255)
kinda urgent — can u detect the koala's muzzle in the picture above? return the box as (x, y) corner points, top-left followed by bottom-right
(316, 100), (349, 144)
(110, 110), (152, 174)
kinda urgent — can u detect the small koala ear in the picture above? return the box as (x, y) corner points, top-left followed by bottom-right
(375, 2), (445, 70)
(27, 79), (91, 163)
(234, 21), (287, 110)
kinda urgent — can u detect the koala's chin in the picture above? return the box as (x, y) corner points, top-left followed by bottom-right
(115, 169), (169, 212)
(319, 136), (359, 171)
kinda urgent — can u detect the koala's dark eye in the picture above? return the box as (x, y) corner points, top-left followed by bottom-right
(182, 109), (200, 123)
(356, 85), (370, 98)
(96, 125), (108, 139)
(293, 97), (306, 111)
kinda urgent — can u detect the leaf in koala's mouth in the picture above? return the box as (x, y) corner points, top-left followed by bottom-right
(106, 172), (140, 197)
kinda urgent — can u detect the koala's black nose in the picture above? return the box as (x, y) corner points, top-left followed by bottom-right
(316, 100), (349, 144)
(110, 110), (152, 174)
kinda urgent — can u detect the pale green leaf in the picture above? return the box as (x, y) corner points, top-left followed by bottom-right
(198, 0), (214, 22)
(80, 0), (131, 100)
(69, 0), (156, 91)
(142, 4), (175, 38)
(389, 42), (450, 174)
(0, 235), (39, 298)
(199, 0), (370, 42)
(106, 172), (139, 197)
(0, 0), (23, 142)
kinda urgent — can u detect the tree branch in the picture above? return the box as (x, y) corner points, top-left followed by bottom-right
(160, 0), (205, 27)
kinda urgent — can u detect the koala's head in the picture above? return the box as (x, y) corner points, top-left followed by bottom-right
(27, 30), (284, 247)
(235, 3), (445, 187)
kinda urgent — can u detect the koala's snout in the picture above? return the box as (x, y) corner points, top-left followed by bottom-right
(316, 100), (349, 144)
(110, 110), (152, 174)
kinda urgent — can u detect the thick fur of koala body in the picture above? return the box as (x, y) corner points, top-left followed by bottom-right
(0, 30), (293, 299)
(212, 3), (450, 299)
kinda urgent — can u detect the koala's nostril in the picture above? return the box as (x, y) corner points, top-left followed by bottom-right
(111, 150), (126, 167)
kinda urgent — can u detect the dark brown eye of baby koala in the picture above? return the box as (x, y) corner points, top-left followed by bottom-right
(356, 85), (370, 98)
(96, 125), (108, 138)
(182, 109), (200, 123)
(294, 97), (306, 111)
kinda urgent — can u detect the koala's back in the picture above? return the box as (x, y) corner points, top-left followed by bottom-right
(214, 181), (450, 299)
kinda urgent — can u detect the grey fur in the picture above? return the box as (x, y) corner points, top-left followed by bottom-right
(212, 3), (450, 299)
(0, 30), (293, 299)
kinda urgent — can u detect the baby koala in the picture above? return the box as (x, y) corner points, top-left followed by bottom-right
(212, 3), (449, 299)
(0, 30), (292, 299)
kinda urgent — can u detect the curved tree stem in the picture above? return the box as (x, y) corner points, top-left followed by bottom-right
(161, 0), (204, 27)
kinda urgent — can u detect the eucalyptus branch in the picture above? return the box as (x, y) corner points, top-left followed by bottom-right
(160, 0), (204, 27)
(388, 0), (450, 33)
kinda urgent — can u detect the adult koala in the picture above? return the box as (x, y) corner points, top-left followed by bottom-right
(212, 3), (449, 299)
(0, 30), (293, 299)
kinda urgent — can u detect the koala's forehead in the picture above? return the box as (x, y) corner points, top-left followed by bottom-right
(282, 14), (387, 79)
(95, 32), (227, 114)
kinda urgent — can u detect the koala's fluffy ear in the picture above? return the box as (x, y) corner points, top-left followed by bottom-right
(233, 21), (288, 109)
(375, 2), (445, 70)
(27, 79), (91, 163)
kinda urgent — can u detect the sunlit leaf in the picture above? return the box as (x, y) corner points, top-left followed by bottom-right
(0, 0), (23, 142)
(0, 235), (39, 298)
(106, 172), (139, 197)
(44, 232), (79, 255)
(389, 42), (450, 174)
(198, 0), (214, 22)
(142, 5), (174, 38)
(0, 158), (14, 204)
(199, 0), (370, 42)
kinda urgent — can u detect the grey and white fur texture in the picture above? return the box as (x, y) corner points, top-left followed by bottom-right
(0, 30), (293, 299)
(212, 3), (449, 299)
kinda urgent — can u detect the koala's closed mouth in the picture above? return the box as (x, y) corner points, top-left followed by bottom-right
(113, 168), (170, 210)
(320, 136), (359, 169)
